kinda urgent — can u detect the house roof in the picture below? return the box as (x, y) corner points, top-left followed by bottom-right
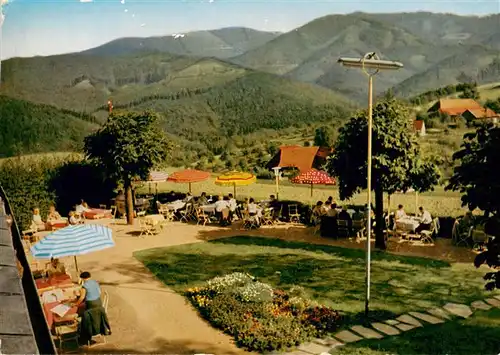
(267, 145), (332, 172)
(464, 108), (499, 119)
(434, 98), (483, 116)
(413, 120), (424, 131)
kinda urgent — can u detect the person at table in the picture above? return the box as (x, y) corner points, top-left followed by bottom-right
(352, 208), (365, 221)
(68, 211), (83, 225)
(395, 204), (407, 221)
(322, 201), (331, 215)
(326, 202), (338, 217)
(46, 257), (66, 277)
(75, 271), (103, 309)
(311, 201), (325, 224)
(31, 208), (46, 231)
(47, 205), (62, 222)
(76, 199), (91, 214)
(415, 206), (432, 233)
(198, 192), (209, 206)
(183, 192), (193, 203)
(116, 190), (125, 203)
(228, 193), (237, 221)
(247, 198), (260, 224)
(214, 195), (228, 221)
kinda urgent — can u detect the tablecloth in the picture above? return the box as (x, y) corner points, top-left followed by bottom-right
(201, 204), (216, 213)
(396, 218), (420, 232)
(145, 214), (165, 225)
(46, 220), (68, 230)
(167, 200), (186, 211)
(36, 274), (73, 290)
(84, 208), (113, 219)
(43, 301), (82, 329)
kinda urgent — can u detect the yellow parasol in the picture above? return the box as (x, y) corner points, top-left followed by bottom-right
(215, 171), (256, 198)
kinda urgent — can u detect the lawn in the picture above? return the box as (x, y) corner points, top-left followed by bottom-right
(134, 236), (490, 326)
(334, 308), (500, 355)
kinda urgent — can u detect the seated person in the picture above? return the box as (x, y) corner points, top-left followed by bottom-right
(415, 206), (432, 233)
(183, 192), (193, 203)
(338, 206), (352, 222)
(247, 198), (260, 225)
(46, 258), (66, 277)
(395, 204), (407, 221)
(326, 196), (333, 205)
(312, 201), (325, 216)
(31, 208), (46, 231)
(228, 193), (237, 215)
(214, 195), (228, 220)
(198, 192), (209, 206)
(322, 201), (332, 215)
(76, 199), (91, 214)
(69, 211), (82, 225)
(327, 203), (338, 217)
(352, 208), (365, 221)
(47, 205), (62, 222)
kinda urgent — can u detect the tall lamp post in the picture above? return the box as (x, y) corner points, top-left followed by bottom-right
(272, 167), (282, 199)
(338, 53), (403, 316)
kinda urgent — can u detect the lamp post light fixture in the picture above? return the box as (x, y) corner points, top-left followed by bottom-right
(338, 52), (403, 316)
(272, 167), (282, 199)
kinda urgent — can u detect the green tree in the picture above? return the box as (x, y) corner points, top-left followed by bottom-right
(459, 84), (480, 100)
(485, 97), (500, 114)
(84, 111), (171, 224)
(313, 126), (335, 148)
(326, 99), (441, 249)
(446, 123), (500, 215)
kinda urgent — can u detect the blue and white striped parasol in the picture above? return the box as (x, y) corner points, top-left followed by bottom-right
(31, 224), (114, 260)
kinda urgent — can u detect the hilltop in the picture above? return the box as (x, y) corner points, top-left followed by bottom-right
(83, 27), (280, 59)
(0, 96), (98, 157)
(230, 13), (500, 101)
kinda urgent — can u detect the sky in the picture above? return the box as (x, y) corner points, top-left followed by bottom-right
(0, 0), (499, 59)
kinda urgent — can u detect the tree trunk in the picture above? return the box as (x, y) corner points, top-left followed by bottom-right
(125, 180), (134, 225)
(374, 186), (386, 250)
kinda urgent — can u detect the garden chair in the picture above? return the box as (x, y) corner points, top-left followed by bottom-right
(288, 204), (301, 223)
(472, 228), (490, 251)
(352, 219), (366, 238)
(137, 211), (154, 237)
(196, 208), (210, 226)
(419, 217), (440, 244)
(455, 224), (473, 247)
(261, 208), (275, 226)
(337, 219), (350, 238)
(179, 203), (195, 223)
(54, 319), (79, 351)
(89, 291), (110, 345)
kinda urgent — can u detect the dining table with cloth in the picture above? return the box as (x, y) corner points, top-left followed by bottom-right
(144, 214), (165, 226)
(167, 200), (186, 211)
(46, 219), (69, 231)
(200, 204), (217, 213)
(83, 208), (113, 220)
(395, 217), (420, 233)
(36, 274), (73, 291)
(43, 301), (84, 329)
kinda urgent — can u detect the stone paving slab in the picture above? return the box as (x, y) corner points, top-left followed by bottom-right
(409, 311), (444, 324)
(485, 298), (500, 307)
(396, 314), (423, 327)
(298, 342), (332, 354)
(471, 300), (492, 310)
(351, 325), (384, 339)
(443, 303), (472, 318)
(426, 308), (452, 320)
(385, 319), (400, 325)
(372, 322), (400, 335)
(494, 295), (500, 301)
(284, 351), (310, 355)
(313, 338), (343, 348)
(394, 323), (416, 332)
(334, 330), (363, 343)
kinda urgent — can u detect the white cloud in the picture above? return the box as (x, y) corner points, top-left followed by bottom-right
(120, 0), (125, 3)
(80, 0), (93, 3)
(140, 23), (146, 27)
(124, 8), (128, 12)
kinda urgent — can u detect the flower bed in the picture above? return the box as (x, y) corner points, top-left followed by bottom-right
(186, 272), (342, 352)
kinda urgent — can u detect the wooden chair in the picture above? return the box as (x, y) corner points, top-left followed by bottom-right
(137, 211), (154, 237)
(352, 219), (366, 239)
(419, 217), (440, 244)
(90, 291), (110, 345)
(261, 208), (275, 226)
(337, 219), (350, 238)
(54, 320), (79, 351)
(288, 204), (301, 223)
(196, 208), (210, 226)
(180, 203), (195, 223)
(472, 228), (490, 251)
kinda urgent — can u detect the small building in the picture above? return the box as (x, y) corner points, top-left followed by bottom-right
(413, 120), (426, 136)
(427, 98), (483, 117)
(462, 108), (499, 124)
(266, 145), (333, 173)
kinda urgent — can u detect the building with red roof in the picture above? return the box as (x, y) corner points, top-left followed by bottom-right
(266, 145), (333, 172)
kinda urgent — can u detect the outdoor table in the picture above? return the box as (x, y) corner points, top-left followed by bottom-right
(83, 208), (112, 220)
(46, 219), (68, 231)
(396, 217), (420, 232)
(167, 200), (186, 211)
(145, 214), (165, 226)
(201, 204), (216, 213)
(36, 274), (73, 291)
(43, 301), (83, 329)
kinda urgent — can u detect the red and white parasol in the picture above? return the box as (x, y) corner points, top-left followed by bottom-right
(291, 169), (335, 197)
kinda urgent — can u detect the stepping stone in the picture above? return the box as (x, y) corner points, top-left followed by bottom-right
(395, 323), (416, 332)
(443, 303), (472, 318)
(350, 325), (384, 339)
(298, 342), (331, 354)
(283, 352), (310, 355)
(426, 308), (452, 320)
(471, 300), (492, 310)
(385, 319), (400, 325)
(396, 314), (423, 327)
(409, 311), (444, 324)
(485, 298), (500, 308)
(372, 322), (400, 335)
(334, 330), (363, 343)
(313, 338), (343, 348)
(493, 295), (500, 301)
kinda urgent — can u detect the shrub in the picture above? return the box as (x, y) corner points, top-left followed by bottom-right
(302, 306), (341, 333)
(206, 272), (255, 293)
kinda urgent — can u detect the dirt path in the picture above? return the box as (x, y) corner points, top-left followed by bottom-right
(69, 221), (248, 354)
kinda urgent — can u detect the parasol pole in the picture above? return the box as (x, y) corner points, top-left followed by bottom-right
(74, 256), (79, 274)
(189, 182), (192, 193)
(310, 182), (313, 197)
(233, 183), (236, 198)
(415, 191), (418, 215)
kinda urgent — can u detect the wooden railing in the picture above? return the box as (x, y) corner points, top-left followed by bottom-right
(0, 185), (56, 354)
